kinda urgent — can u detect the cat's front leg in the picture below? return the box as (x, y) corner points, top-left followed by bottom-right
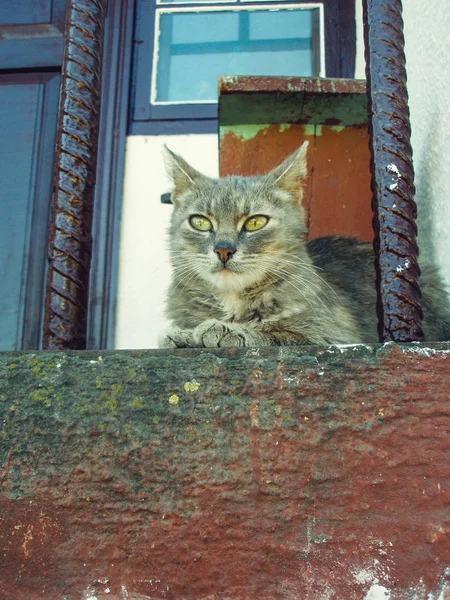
(159, 326), (195, 348)
(193, 319), (271, 348)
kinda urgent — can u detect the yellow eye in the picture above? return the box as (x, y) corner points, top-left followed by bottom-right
(190, 215), (213, 231)
(243, 215), (269, 232)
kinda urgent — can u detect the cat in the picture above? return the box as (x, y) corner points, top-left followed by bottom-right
(160, 142), (450, 348)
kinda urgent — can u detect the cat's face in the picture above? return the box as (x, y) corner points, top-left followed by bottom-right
(165, 143), (309, 292)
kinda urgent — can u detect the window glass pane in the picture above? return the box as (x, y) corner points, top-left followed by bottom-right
(154, 8), (318, 103)
(171, 12), (239, 44)
(0, 83), (37, 349)
(249, 9), (311, 40)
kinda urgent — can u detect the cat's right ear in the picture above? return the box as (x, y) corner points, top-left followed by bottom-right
(164, 145), (207, 206)
(266, 141), (309, 205)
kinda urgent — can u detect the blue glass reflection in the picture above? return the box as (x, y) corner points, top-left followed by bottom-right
(155, 9), (316, 103)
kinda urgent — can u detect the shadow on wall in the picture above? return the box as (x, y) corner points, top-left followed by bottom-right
(414, 108), (439, 267)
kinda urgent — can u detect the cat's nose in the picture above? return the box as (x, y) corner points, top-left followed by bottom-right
(215, 243), (235, 264)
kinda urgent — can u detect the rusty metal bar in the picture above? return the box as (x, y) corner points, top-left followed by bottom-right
(362, 0), (423, 342)
(43, 0), (107, 350)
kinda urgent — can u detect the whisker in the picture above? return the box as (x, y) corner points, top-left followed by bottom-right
(258, 262), (336, 316)
(253, 254), (339, 298)
(262, 266), (324, 318)
(171, 267), (199, 293)
(245, 256), (323, 289)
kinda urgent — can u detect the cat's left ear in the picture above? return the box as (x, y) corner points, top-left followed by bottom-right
(267, 141), (309, 204)
(164, 145), (208, 206)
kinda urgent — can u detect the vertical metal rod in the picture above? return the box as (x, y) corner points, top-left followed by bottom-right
(363, 0), (423, 341)
(43, 0), (107, 350)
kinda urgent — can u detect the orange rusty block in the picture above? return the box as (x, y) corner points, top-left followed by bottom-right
(309, 125), (372, 241)
(220, 123), (372, 241)
(220, 124), (313, 178)
(220, 124), (314, 229)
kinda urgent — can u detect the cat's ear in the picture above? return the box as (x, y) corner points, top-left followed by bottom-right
(267, 141), (309, 204)
(164, 145), (207, 206)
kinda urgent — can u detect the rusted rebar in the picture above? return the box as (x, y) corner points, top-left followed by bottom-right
(362, 0), (423, 342)
(43, 0), (107, 350)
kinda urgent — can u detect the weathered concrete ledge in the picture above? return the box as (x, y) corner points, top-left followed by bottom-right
(1, 344), (449, 599)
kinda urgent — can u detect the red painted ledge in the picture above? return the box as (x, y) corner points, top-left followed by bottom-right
(0, 344), (449, 599)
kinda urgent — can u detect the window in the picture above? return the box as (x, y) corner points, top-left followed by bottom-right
(131, 0), (356, 133)
(153, 5), (323, 103)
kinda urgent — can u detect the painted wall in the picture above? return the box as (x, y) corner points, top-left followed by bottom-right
(403, 0), (450, 281)
(116, 0), (450, 348)
(354, 0), (365, 80)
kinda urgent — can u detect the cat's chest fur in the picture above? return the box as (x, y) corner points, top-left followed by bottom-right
(217, 286), (278, 322)
(219, 290), (248, 320)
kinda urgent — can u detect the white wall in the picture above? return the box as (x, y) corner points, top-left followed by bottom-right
(115, 135), (218, 349)
(116, 1), (450, 348)
(403, 0), (450, 283)
(354, 0), (366, 80)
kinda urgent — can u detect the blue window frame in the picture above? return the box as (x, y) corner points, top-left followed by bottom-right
(131, 0), (356, 134)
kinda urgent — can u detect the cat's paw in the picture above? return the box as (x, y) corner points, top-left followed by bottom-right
(159, 327), (194, 348)
(193, 320), (262, 348)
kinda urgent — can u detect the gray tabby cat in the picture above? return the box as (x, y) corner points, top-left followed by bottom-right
(160, 142), (450, 347)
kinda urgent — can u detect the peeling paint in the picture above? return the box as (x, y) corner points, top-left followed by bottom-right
(433, 579), (450, 600)
(220, 124), (271, 142)
(336, 343), (374, 353)
(121, 585), (129, 599)
(220, 75), (239, 85)
(331, 125), (346, 133)
(386, 163), (401, 177)
(304, 124), (315, 136)
(400, 345), (450, 357)
(246, 348), (260, 357)
(364, 584), (391, 599)
(82, 586), (98, 600)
